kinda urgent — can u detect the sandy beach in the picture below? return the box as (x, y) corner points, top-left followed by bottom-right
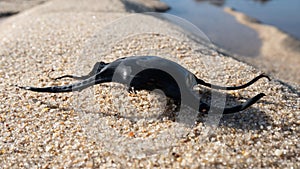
(0, 0), (299, 168)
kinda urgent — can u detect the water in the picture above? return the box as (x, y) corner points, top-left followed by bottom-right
(225, 0), (300, 40)
(162, 0), (300, 57)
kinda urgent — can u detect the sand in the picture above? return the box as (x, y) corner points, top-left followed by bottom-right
(0, 0), (299, 168)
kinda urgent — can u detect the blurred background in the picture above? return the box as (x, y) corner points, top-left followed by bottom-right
(162, 0), (300, 57)
(1, 0), (299, 84)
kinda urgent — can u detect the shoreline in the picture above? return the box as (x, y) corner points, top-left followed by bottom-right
(224, 7), (300, 85)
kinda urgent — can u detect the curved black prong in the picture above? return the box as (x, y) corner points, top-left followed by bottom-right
(18, 76), (112, 93)
(222, 93), (265, 114)
(54, 75), (89, 81)
(199, 93), (266, 114)
(196, 73), (271, 90)
(54, 61), (109, 81)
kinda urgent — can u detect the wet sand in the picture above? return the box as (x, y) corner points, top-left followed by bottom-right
(224, 7), (300, 85)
